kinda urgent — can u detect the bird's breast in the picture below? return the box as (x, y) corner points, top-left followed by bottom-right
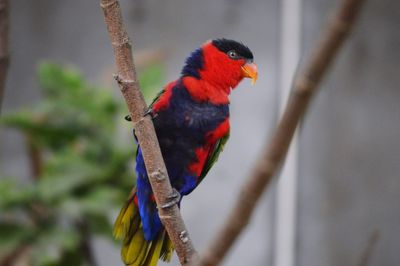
(155, 84), (229, 138)
(152, 84), (229, 177)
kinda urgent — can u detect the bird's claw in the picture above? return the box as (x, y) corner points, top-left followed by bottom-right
(160, 188), (181, 209)
(124, 114), (132, 121)
(124, 108), (154, 122)
(144, 108), (153, 117)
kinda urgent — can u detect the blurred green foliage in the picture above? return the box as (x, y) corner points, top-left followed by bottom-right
(0, 63), (163, 265)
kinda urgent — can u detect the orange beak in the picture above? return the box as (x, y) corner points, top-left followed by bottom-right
(241, 62), (258, 85)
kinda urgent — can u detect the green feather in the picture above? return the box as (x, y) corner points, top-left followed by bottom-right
(114, 190), (175, 266)
(149, 89), (165, 108)
(198, 132), (230, 184)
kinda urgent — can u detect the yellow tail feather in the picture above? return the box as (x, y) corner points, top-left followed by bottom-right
(113, 191), (174, 266)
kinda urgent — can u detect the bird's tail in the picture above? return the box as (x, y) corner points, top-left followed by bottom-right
(113, 189), (174, 266)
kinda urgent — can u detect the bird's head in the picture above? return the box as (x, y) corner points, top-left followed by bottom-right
(181, 39), (258, 99)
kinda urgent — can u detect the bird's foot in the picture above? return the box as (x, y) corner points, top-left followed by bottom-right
(124, 108), (154, 122)
(160, 188), (181, 209)
(124, 114), (132, 121)
(144, 107), (153, 117)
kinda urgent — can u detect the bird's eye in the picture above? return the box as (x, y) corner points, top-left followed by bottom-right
(228, 50), (238, 59)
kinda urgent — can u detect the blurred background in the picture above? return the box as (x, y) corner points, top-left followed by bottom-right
(0, 0), (399, 266)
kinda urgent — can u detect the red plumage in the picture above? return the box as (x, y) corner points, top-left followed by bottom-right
(114, 39), (257, 266)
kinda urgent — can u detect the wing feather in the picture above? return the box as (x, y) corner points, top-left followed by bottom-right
(197, 132), (230, 184)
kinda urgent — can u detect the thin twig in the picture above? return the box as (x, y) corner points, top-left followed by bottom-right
(99, 0), (197, 265)
(0, 0), (9, 114)
(25, 133), (42, 180)
(76, 221), (98, 266)
(197, 0), (366, 265)
(0, 133), (44, 266)
(358, 230), (380, 266)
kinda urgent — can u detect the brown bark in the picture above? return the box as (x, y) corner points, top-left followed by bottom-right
(197, 0), (366, 265)
(99, 0), (197, 265)
(0, 0), (8, 114)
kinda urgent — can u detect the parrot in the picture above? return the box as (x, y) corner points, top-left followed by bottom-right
(113, 38), (258, 266)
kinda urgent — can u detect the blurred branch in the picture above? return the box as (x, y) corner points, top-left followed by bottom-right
(358, 230), (380, 266)
(0, 0), (9, 114)
(25, 134), (42, 180)
(1, 136), (46, 266)
(0, 244), (29, 266)
(197, 0), (366, 265)
(99, 0), (197, 265)
(76, 221), (98, 266)
(0, 133), (42, 266)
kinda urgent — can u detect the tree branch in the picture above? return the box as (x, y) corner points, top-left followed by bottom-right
(197, 0), (366, 265)
(76, 221), (98, 266)
(99, 0), (197, 265)
(25, 133), (43, 180)
(0, 0), (9, 114)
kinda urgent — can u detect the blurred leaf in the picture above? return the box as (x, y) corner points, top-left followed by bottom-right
(0, 223), (32, 259)
(30, 225), (80, 266)
(139, 63), (165, 102)
(57, 249), (83, 266)
(0, 61), (164, 264)
(1, 111), (80, 149)
(86, 214), (113, 237)
(37, 158), (103, 202)
(58, 187), (124, 223)
(38, 63), (83, 97)
(79, 187), (122, 215)
(0, 179), (36, 209)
